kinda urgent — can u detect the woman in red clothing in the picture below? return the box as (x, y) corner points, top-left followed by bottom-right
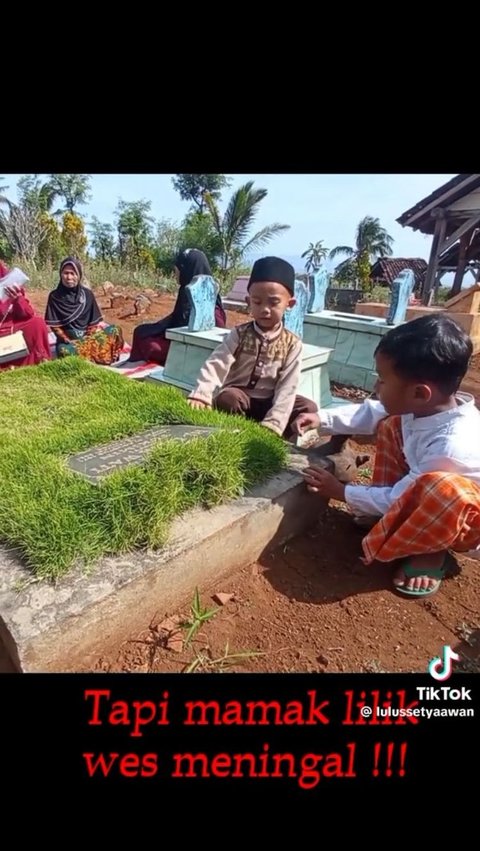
(0, 261), (51, 368)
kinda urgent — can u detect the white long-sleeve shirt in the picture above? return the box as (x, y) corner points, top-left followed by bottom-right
(319, 393), (480, 516)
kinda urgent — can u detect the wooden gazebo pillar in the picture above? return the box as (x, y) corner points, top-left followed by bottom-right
(423, 208), (480, 304)
(451, 232), (470, 297)
(422, 209), (447, 305)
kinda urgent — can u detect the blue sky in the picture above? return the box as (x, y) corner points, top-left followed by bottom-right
(3, 173), (456, 271)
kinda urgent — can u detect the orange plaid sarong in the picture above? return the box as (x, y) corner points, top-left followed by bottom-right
(362, 416), (480, 564)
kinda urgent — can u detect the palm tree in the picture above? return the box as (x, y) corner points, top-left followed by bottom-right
(329, 215), (394, 290)
(301, 240), (329, 273)
(204, 181), (290, 276)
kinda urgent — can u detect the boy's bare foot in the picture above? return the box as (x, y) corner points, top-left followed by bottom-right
(393, 552), (448, 595)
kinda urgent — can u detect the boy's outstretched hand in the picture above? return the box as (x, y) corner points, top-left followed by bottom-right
(187, 399), (211, 410)
(290, 412), (321, 435)
(303, 465), (346, 502)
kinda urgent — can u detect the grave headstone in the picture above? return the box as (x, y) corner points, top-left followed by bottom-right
(68, 425), (219, 484)
(186, 275), (219, 332)
(386, 269), (415, 325)
(284, 279), (310, 339)
(225, 276), (249, 303)
(307, 268), (330, 313)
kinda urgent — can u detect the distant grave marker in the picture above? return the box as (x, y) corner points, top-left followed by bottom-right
(284, 279), (310, 339)
(307, 268), (330, 313)
(386, 269), (415, 325)
(225, 276), (249, 303)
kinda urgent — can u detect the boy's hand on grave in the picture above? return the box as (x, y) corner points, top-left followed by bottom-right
(302, 465), (346, 501)
(188, 398), (211, 409)
(290, 412), (321, 435)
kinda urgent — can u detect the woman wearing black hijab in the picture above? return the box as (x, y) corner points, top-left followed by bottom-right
(45, 256), (123, 364)
(128, 248), (226, 364)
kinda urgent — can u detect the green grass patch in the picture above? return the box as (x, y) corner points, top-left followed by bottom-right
(0, 358), (287, 579)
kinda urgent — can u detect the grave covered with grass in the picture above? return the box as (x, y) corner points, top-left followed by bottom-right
(0, 358), (288, 579)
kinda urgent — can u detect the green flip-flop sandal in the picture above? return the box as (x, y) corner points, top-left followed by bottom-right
(393, 560), (448, 598)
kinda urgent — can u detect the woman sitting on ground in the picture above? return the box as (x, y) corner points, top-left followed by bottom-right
(128, 248), (227, 364)
(0, 261), (51, 369)
(45, 256), (123, 365)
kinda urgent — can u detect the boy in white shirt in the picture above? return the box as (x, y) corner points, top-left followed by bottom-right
(292, 313), (480, 598)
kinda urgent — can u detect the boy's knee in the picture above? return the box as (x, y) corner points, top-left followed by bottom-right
(304, 397), (318, 413)
(295, 395), (318, 413)
(416, 471), (457, 487)
(215, 388), (248, 415)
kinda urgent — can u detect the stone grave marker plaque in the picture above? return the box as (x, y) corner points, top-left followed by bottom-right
(68, 425), (219, 484)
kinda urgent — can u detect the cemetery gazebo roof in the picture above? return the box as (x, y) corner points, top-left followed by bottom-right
(396, 174), (480, 302)
(397, 174), (480, 236)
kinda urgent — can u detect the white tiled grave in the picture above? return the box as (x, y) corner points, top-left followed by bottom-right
(303, 310), (389, 391)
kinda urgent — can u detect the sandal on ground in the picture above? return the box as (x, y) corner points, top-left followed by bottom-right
(393, 559), (448, 598)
